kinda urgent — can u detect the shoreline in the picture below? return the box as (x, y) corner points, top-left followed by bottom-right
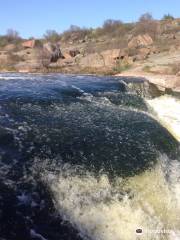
(116, 70), (180, 93)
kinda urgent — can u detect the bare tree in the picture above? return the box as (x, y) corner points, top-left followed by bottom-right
(44, 30), (60, 43)
(103, 19), (123, 29)
(134, 13), (158, 39)
(162, 14), (174, 21)
(6, 29), (20, 42)
(102, 19), (123, 35)
(139, 13), (153, 22)
(68, 25), (81, 32)
(62, 25), (90, 41)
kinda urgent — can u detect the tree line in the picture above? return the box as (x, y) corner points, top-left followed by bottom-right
(0, 13), (176, 46)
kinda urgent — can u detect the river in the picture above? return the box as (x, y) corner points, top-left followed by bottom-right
(0, 73), (179, 240)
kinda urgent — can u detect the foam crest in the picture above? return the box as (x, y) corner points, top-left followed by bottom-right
(47, 156), (180, 240)
(147, 95), (180, 141)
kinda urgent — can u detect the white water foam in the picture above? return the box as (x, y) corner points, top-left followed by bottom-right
(0, 75), (35, 80)
(147, 95), (180, 142)
(46, 155), (180, 240)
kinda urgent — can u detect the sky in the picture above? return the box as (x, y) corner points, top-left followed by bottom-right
(0, 0), (180, 38)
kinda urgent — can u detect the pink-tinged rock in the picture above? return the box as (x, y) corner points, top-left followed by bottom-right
(22, 40), (42, 49)
(128, 34), (153, 48)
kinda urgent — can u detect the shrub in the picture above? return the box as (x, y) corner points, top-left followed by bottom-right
(102, 19), (123, 33)
(6, 29), (21, 43)
(93, 19), (133, 38)
(61, 25), (91, 42)
(162, 14), (175, 21)
(139, 13), (153, 22)
(0, 29), (22, 48)
(134, 13), (158, 39)
(44, 30), (60, 43)
(0, 36), (9, 48)
(113, 62), (131, 73)
(143, 65), (151, 72)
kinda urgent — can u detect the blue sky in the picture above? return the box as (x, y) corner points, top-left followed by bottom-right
(0, 0), (180, 38)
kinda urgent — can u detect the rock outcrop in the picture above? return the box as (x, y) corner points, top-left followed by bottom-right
(11, 42), (65, 72)
(128, 34), (153, 49)
(43, 42), (63, 62)
(0, 51), (22, 69)
(1, 18), (180, 75)
(77, 49), (129, 69)
(69, 49), (80, 57)
(78, 53), (104, 68)
(15, 48), (51, 72)
(22, 39), (43, 49)
(3, 44), (16, 52)
(101, 49), (127, 66)
(0, 51), (9, 65)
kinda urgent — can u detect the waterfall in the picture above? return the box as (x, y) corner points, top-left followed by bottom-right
(47, 155), (180, 240)
(0, 73), (179, 240)
(147, 95), (180, 142)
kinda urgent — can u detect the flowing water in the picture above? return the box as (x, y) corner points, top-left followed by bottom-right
(0, 73), (180, 240)
(147, 96), (180, 142)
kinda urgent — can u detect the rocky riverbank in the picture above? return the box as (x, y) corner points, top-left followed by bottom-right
(1, 18), (180, 91)
(116, 70), (180, 94)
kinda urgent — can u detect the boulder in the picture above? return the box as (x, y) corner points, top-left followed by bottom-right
(15, 62), (42, 72)
(101, 49), (124, 66)
(15, 48), (51, 72)
(139, 48), (151, 56)
(176, 72), (180, 77)
(62, 52), (72, 60)
(22, 39), (42, 49)
(148, 75), (180, 91)
(0, 51), (9, 65)
(79, 39), (86, 44)
(133, 46), (159, 62)
(49, 57), (76, 68)
(160, 33), (176, 41)
(128, 34), (153, 48)
(150, 65), (174, 75)
(3, 44), (16, 52)
(78, 53), (105, 68)
(135, 48), (151, 60)
(169, 45), (178, 53)
(0, 51), (22, 67)
(150, 46), (160, 54)
(43, 42), (63, 62)
(77, 49), (129, 69)
(69, 49), (80, 57)
(133, 54), (147, 61)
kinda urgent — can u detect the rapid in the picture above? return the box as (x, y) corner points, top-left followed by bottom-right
(0, 73), (179, 240)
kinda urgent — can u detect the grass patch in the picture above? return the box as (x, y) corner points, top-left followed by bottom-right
(142, 65), (151, 72)
(112, 62), (131, 74)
